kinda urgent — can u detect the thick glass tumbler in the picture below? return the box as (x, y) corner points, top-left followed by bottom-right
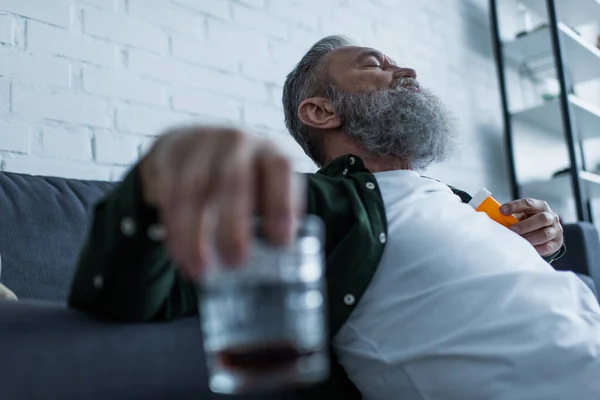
(198, 215), (329, 394)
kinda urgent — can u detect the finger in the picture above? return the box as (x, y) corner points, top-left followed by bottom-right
(510, 211), (556, 236)
(500, 198), (550, 215)
(166, 137), (220, 278)
(166, 165), (209, 278)
(555, 223), (564, 247)
(152, 166), (195, 278)
(522, 226), (559, 247)
(257, 150), (295, 246)
(216, 154), (254, 267)
(535, 240), (562, 257)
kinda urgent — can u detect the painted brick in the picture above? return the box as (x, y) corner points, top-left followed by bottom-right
(77, 0), (115, 10)
(128, 0), (204, 34)
(42, 126), (92, 161)
(194, 71), (269, 103)
(27, 21), (115, 67)
(138, 136), (156, 157)
(241, 57), (288, 85)
(268, 41), (304, 67)
(0, 0), (71, 27)
(128, 48), (190, 84)
(346, 0), (386, 19)
(83, 6), (165, 53)
(243, 103), (285, 131)
(235, 0), (265, 9)
(116, 104), (195, 135)
(82, 66), (164, 106)
(287, 26), (323, 50)
(0, 121), (31, 153)
(324, 9), (375, 40)
(0, 47), (70, 87)
(94, 132), (140, 165)
(172, 0), (230, 20)
(268, 85), (284, 109)
(171, 88), (241, 121)
(266, 0), (318, 31)
(231, 3), (287, 39)
(0, 12), (14, 44)
(0, 0), (511, 207)
(110, 165), (130, 181)
(0, 78), (9, 116)
(207, 18), (269, 59)
(12, 84), (109, 128)
(171, 34), (238, 73)
(128, 49), (268, 103)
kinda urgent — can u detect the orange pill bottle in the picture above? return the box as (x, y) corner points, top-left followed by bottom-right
(468, 187), (519, 228)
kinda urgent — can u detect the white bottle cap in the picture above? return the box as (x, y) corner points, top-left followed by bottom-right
(468, 187), (491, 209)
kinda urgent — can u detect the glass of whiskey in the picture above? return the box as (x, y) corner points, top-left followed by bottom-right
(198, 215), (329, 394)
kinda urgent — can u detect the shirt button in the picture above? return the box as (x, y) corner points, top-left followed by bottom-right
(366, 182), (375, 190)
(342, 168), (348, 176)
(120, 217), (136, 236)
(148, 223), (166, 241)
(379, 232), (387, 244)
(343, 294), (355, 305)
(93, 275), (104, 289)
(349, 157), (355, 165)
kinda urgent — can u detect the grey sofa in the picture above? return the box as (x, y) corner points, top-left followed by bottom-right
(1, 171), (600, 399)
(0, 171), (300, 400)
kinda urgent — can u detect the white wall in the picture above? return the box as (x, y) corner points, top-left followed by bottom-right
(0, 0), (511, 198)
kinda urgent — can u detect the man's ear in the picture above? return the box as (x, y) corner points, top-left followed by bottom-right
(298, 97), (341, 130)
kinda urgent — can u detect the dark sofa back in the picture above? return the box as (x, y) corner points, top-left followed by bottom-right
(0, 172), (116, 301)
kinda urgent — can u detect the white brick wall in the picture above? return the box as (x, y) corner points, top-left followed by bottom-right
(0, 12), (14, 44)
(0, 0), (508, 197)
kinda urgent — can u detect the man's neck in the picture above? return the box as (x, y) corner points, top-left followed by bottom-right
(323, 135), (411, 173)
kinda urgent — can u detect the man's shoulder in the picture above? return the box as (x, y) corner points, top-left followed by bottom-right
(420, 176), (472, 204)
(306, 171), (473, 205)
(447, 185), (473, 204)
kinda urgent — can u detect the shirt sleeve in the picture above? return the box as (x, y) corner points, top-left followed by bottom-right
(68, 165), (198, 322)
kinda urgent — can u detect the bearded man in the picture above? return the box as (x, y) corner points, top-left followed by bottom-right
(68, 36), (600, 399)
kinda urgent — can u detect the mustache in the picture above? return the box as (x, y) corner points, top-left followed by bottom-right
(391, 77), (420, 91)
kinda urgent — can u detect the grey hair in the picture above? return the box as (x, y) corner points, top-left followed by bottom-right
(282, 35), (352, 167)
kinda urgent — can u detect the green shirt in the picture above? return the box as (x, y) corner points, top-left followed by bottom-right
(68, 155), (389, 333)
(68, 154), (564, 398)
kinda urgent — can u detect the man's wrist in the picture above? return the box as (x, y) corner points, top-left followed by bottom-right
(544, 244), (566, 264)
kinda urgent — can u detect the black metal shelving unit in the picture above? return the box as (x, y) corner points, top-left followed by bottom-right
(490, 0), (600, 223)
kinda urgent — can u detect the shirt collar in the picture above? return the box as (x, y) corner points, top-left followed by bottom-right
(317, 154), (368, 177)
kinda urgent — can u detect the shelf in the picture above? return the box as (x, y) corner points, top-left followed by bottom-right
(521, 0), (600, 28)
(512, 95), (600, 140)
(521, 171), (600, 201)
(504, 23), (600, 86)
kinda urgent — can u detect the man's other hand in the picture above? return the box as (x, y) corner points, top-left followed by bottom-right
(140, 126), (298, 279)
(500, 198), (563, 257)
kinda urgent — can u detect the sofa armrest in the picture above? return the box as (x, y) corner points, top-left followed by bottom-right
(0, 300), (297, 400)
(552, 222), (600, 300)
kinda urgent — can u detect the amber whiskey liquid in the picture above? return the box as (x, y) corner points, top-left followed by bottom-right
(200, 279), (329, 393)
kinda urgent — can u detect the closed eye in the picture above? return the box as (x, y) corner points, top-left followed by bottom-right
(364, 57), (383, 68)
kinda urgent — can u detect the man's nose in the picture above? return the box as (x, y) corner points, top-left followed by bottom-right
(392, 67), (417, 79)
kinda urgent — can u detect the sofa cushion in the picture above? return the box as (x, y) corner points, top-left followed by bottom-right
(0, 300), (300, 400)
(0, 172), (116, 301)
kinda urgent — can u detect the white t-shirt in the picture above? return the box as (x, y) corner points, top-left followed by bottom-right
(333, 170), (600, 400)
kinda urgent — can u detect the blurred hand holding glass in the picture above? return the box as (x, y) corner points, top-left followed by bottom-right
(198, 213), (329, 394)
